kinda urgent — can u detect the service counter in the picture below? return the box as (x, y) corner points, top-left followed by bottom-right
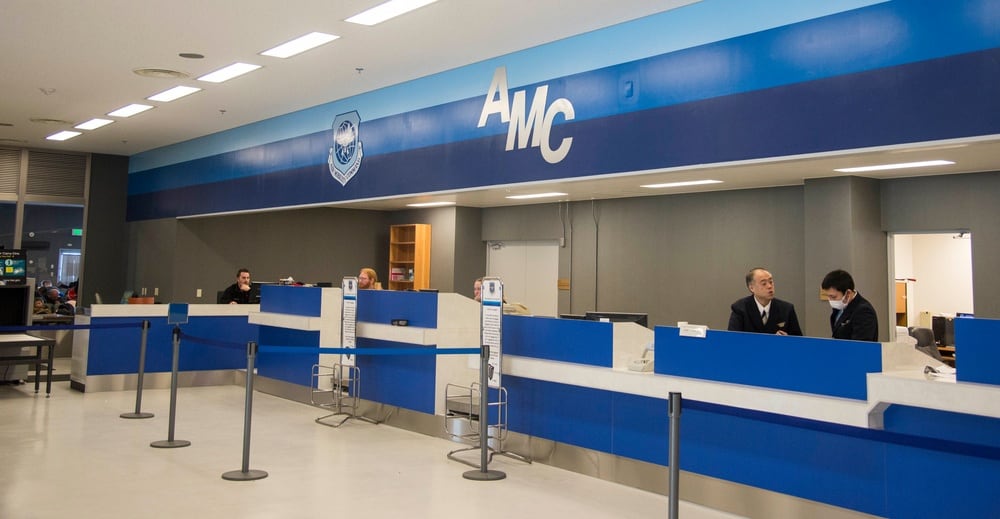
(250, 286), (480, 415)
(71, 303), (257, 392)
(499, 316), (1000, 518)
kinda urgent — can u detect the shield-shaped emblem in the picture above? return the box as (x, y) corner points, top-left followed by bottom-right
(328, 111), (363, 186)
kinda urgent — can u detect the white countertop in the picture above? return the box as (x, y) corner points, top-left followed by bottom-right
(89, 304), (259, 317)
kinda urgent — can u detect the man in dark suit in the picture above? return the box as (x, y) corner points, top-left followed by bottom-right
(728, 267), (803, 336)
(821, 269), (879, 341)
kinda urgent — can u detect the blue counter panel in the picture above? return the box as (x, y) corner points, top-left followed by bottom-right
(357, 291), (437, 328)
(260, 285), (323, 317)
(885, 444), (1000, 518)
(503, 316), (613, 367)
(955, 317), (1000, 385)
(87, 317), (253, 375)
(611, 392), (670, 465)
(682, 405), (887, 515)
(883, 404), (1000, 450)
(654, 327), (880, 400)
(505, 376), (614, 453)
(356, 338), (435, 414)
(257, 326), (320, 387)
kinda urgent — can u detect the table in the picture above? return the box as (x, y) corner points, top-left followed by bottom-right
(0, 333), (55, 396)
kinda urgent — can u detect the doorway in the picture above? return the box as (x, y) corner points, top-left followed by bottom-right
(485, 240), (559, 316)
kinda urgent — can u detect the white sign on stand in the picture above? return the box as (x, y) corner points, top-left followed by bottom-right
(480, 277), (503, 388)
(342, 276), (358, 366)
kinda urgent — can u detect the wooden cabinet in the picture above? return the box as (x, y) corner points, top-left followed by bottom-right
(388, 224), (431, 291)
(895, 280), (907, 326)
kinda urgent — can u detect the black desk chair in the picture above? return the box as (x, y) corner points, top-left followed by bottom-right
(909, 326), (944, 361)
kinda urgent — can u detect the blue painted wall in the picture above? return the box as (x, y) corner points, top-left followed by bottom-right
(126, 0), (1000, 220)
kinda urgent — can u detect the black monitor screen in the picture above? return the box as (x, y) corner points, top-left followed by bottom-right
(0, 249), (27, 285)
(0, 286), (31, 326)
(584, 311), (649, 328)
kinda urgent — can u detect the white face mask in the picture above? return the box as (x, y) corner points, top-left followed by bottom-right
(828, 290), (850, 310)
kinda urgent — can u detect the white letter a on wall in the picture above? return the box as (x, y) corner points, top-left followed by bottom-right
(478, 66), (510, 127)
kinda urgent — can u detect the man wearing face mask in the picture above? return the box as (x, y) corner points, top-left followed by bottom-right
(821, 269), (879, 341)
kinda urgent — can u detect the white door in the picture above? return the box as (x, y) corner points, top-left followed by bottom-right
(486, 240), (559, 316)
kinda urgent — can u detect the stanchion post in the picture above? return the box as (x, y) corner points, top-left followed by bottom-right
(151, 326), (190, 448)
(223, 341), (268, 481)
(463, 344), (506, 481)
(122, 320), (154, 419)
(668, 392), (682, 519)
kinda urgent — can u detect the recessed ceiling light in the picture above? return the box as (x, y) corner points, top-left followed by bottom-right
(108, 104), (154, 118)
(834, 160), (954, 173)
(640, 179), (723, 189)
(261, 32), (339, 58)
(197, 63), (262, 83)
(505, 192), (568, 200)
(406, 201), (455, 207)
(346, 0), (438, 26)
(29, 117), (73, 125)
(74, 118), (114, 130)
(147, 85), (202, 102)
(133, 68), (189, 79)
(46, 130), (82, 141)
(178, 53), (204, 59)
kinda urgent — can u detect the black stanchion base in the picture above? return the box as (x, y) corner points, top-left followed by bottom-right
(462, 469), (506, 481)
(222, 469), (268, 481)
(120, 412), (154, 419)
(150, 439), (191, 448)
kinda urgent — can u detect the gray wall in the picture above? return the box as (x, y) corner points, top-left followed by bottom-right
(128, 208), (388, 303)
(81, 154), (129, 307)
(119, 170), (999, 334)
(882, 171), (1000, 318)
(484, 187), (807, 331)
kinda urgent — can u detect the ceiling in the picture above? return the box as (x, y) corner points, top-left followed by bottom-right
(3, 0), (998, 212)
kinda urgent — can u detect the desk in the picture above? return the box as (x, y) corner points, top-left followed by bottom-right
(0, 333), (55, 396)
(31, 314), (75, 325)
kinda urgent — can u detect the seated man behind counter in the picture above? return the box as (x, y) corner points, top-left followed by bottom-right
(220, 268), (259, 304)
(728, 267), (802, 336)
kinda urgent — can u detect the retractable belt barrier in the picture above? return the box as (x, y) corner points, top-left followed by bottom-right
(0, 322), (144, 333)
(135, 327), (485, 483)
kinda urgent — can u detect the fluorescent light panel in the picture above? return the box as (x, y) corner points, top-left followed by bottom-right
(346, 0), (438, 26)
(46, 130), (82, 141)
(107, 103), (154, 117)
(147, 85), (202, 102)
(261, 32), (339, 58)
(406, 201), (455, 207)
(505, 192), (567, 200)
(74, 118), (114, 130)
(641, 179), (723, 189)
(834, 160), (954, 173)
(197, 62), (262, 83)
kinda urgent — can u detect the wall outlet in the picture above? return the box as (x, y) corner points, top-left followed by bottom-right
(196, 289), (202, 298)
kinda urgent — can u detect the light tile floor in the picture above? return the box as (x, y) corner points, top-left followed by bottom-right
(0, 382), (743, 519)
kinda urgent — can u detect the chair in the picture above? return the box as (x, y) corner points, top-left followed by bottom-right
(909, 326), (944, 361)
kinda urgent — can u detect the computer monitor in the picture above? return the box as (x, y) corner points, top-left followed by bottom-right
(0, 249), (27, 285)
(559, 313), (588, 320)
(0, 285), (32, 326)
(584, 311), (649, 328)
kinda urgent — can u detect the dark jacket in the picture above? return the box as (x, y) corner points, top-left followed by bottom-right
(728, 296), (803, 336)
(830, 293), (879, 341)
(220, 283), (257, 304)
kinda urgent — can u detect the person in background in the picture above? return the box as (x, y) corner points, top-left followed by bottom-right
(66, 280), (78, 301)
(33, 297), (48, 315)
(42, 287), (73, 315)
(821, 269), (879, 342)
(358, 268), (382, 290)
(221, 268), (254, 304)
(473, 277), (482, 302)
(728, 267), (803, 336)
